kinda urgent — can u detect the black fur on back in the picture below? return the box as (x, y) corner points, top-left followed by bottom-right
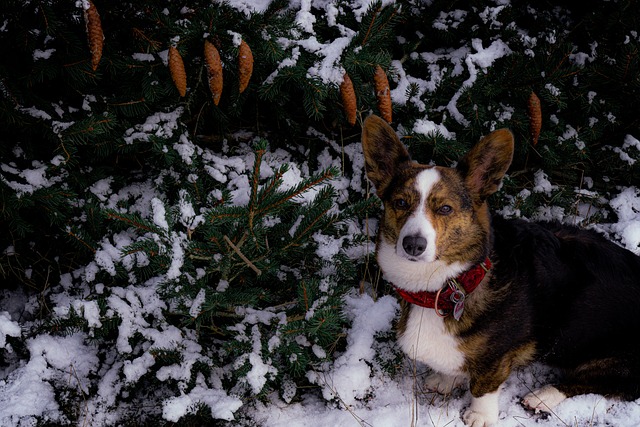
(490, 216), (640, 398)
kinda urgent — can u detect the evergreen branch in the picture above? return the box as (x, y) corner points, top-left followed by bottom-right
(336, 196), (380, 221)
(207, 206), (245, 223)
(374, 9), (398, 45)
(302, 78), (328, 120)
(248, 142), (268, 231)
(356, 1), (399, 49)
(66, 230), (96, 253)
(258, 165), (288, 202)
(108, 98), (146, 107)
(285, 206), (334, 250)
(361, 4), (381, 47)
(120, 247), (145, 257)
(208, 236), (223, 253)
(208, 211), (243, 222)
(59, 141), (72, 162)
(249, 147), (265, 214)
(291, 168), (338, 198)
(105, 211), (163, 234)
(66, 119), (113, 138)
(132, 27), (162, 51)
(224, 235), (261, 276)
(302, 282), (309, 312)
(255, 168), (338, 218)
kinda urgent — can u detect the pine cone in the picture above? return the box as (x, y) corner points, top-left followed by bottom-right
(528, 91), (542, 146)
(238, 40), (253, 94)
(84, 0), (103, 71)
(168, 45), (187, 97)
(340, 72), (357, 126)
(204, 40), (223, 105)
(374, 65), (392, 123)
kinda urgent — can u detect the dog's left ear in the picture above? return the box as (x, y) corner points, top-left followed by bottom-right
(457, 129), (514, 203)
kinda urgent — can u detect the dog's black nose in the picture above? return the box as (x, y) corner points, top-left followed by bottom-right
(402, 235), (427, 257)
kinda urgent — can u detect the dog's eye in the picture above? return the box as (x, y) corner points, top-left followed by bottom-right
(393, 199), (409, 210)
(437, 205), (453, 215)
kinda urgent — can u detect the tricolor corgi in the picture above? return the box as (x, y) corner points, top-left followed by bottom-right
(361, 114), (640, 426)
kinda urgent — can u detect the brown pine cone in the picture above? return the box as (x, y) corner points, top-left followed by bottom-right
(340, 73), (357, 126)
(528, 91), (542, 146)
(84, 0), (103, 71)
(168, 45), (187, 97)
(204, 40), (223, 105)
(374, 65), (392, 123)
(238, 40), (253, 94)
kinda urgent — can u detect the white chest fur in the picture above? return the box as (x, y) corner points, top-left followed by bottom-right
(398, 305), (466, 376)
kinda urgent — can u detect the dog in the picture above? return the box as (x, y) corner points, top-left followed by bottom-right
(361, 114), (640, 426)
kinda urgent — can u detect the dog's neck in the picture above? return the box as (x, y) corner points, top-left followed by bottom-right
(393, 258), (492, 319)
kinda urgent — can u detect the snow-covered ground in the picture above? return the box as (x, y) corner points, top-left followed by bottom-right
(250, 293), (640, 427)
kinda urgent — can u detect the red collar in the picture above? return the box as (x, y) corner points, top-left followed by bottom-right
(394, 258), (492, 320)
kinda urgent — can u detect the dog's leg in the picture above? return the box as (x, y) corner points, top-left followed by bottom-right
(460, 376), (505, 426)
(524, 356), (640, 413)
(461, 351), (523, 427)
(424, 372), (467, 394)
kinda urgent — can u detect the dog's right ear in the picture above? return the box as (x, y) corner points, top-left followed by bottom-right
(457, 128), (514, 204)
(361, 115), (411, 195)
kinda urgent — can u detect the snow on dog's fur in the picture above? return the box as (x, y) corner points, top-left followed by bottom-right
(361, 115), (640, 427)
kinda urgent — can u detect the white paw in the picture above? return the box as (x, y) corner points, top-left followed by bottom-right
(463, 409), (497, 427)
(462, 390), (499, 427)
(523, 385), (567, 413)
(424, 372), (466, 394)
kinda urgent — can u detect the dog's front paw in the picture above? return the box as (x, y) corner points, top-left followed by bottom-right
(523, 385), (566, 413)
(424, 372), (466, 394)
(462, 391), (499, 427)
(462, 409), (497, 427)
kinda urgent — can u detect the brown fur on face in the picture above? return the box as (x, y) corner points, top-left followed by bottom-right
(428, 167), (490, 265)
(376, 163), (429, 246)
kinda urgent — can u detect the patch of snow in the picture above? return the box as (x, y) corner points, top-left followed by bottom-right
(162, 382), (243, 422)
(609, 187), (640, 253)
(447, 39), (512, 126)
(307, 292), (398, 407)
(0, 312), (21, 349)
(532, 170), (556, 196)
